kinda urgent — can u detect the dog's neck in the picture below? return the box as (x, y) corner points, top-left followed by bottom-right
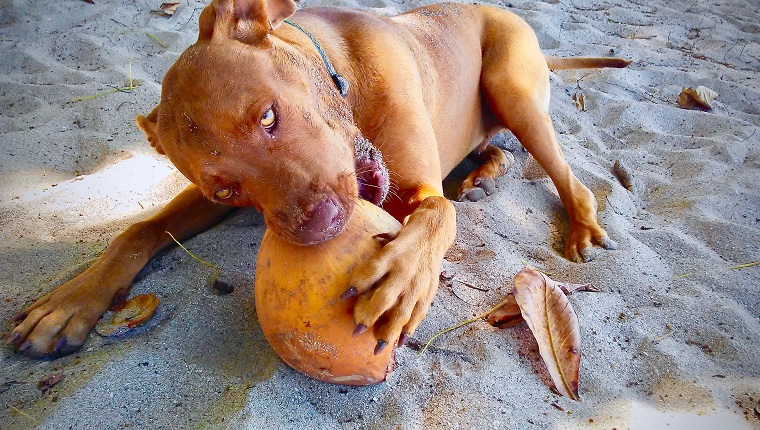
(282, 19), (349, 98)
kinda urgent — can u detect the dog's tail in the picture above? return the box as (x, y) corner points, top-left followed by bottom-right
(545, 56), (631, 70)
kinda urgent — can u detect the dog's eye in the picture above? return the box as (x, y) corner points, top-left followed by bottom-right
(261, 108), (276, 129)
(215, 188), (232, 200)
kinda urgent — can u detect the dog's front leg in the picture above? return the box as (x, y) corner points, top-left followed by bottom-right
(342, 185), (456, 354)
(9, 185), (234, 356)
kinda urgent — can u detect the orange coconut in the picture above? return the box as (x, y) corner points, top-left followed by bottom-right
(254, 199), (401, 385)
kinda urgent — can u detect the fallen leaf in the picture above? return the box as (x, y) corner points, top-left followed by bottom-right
(95, 293), (159, 337)
(487, 274), (597, 329)
(556, 281), (599, 295)
(486, 293), (523, 328)
(573, 92), (586, 112)
(159, 2), (180, 16)
(37, 372), (64, 392)
(612, 160), (634, 191)
(677, 86), (717, 110)
(513, 267), (582, 400)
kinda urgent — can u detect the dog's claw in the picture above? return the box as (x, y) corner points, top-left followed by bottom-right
(373, 232), (399, 246)
(474, 178), (496, 195)
(7, 332), (21, 346)
(18, 341), (31, 352)
(398, 333), (409, 347)
(459, 177), (497, 202)
(54, 336), (68, 354)
(352, 324), (367, 336)
(340, 287), (358, 299)
(459, 187), (487, 202)
(599, 236), (618, 250)
(374, 340), (387, 355)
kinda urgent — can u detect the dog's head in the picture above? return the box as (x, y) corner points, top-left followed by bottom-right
(136, 0), (388, 245)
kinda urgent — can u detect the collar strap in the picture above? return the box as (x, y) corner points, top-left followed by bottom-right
(283, 19), (349, 98)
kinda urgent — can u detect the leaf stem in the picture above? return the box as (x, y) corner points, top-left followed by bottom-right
(417, 295), (517, 356)
(165, 231), (221, 285)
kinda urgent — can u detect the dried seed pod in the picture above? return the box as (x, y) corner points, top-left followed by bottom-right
(95, 294), (159, 337)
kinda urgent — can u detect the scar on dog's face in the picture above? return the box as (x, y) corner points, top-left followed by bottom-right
(136, 40), (387, 245)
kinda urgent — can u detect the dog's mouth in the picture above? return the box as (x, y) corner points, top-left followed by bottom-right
(266, 134), (388, 246)
(354, 134), (389, 206)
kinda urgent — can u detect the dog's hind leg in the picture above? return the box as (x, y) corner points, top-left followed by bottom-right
(479, 12), (616, 261)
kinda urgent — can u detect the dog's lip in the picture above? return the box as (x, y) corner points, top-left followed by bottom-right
(275, 194), (350, 246)
(354, 134), (389, 205)
(356, 160), (389, 205)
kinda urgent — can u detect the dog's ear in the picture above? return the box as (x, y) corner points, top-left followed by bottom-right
(135, 108), (165, 155)
(198, 0), (297, 45)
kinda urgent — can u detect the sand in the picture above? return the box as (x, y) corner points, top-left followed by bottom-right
(1, 0), (758, 428)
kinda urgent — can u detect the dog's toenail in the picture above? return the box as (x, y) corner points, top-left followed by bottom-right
(600, 236), (618, 250)
(7, 332), (21, 345)
(54, 336), (67, 353)
(374, 340), (387, 355)
(352, 324), (367, 336)
(340, 287), (358, 299)
(18, 341), (32, 352)
(398, 333), (409, 347)
(12, 313), (27, 322)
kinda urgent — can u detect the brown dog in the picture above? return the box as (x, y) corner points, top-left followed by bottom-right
(9, 0), (627, 357)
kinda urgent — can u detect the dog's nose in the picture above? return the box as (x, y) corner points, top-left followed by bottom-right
(294, 196), (346, 245)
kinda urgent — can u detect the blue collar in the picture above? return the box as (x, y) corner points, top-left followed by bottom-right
(283, 19), (349, 98)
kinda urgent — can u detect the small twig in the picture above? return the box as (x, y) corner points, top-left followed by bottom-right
(740, 128), (756, 143)
(418, 296), (516, 356)
(654, 329), (675, 343)
(737, 42), (747, 60)
(110, 17), (129, 27)
(731, 261), (759, 270)
(145, 32), (167, 48)
(575, 72), (594, 89)
(165, 231), (221, 285)
(454, 279), (489, 292)
(69, 61), (138, 103)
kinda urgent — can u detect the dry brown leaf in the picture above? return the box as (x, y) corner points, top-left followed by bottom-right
(487, 275), (597, 328)
(612, 160), (634, 191)
(37, 372), (64, 392)
(159, 2), (180, 16)
(677, 86), (717, 110)
(513, 267), (582, 400)
(486, 293), (523, 328)
(572, 92), (586, 111)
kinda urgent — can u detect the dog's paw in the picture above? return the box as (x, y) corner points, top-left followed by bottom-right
(565, 226), (618, 263)
(458, 177), (497, 202)
(341, 196), (455, 354)
(8, 275), (118, 357)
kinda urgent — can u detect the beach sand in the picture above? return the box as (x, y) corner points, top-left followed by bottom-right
(1, 0), (758, 428)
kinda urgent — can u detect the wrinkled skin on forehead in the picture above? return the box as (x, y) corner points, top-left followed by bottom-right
(145, 40), (388, 245)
